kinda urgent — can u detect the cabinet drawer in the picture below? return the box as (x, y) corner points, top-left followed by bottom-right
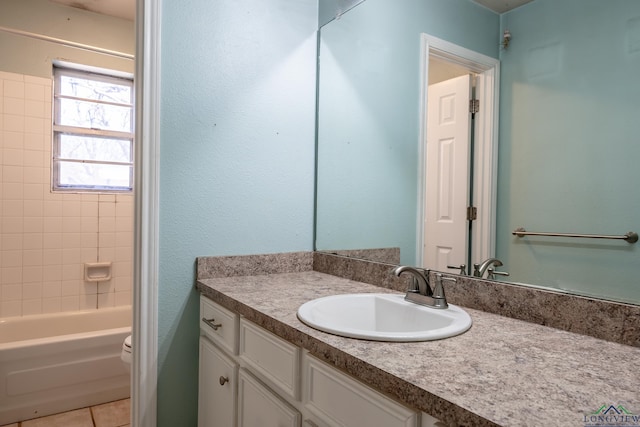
(303, 355), (418, 427)
(200, 295), (239, 355)
(238, 369), (301, 427)
(239, 318), (300, 400)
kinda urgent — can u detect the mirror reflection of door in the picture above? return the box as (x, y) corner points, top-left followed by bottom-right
(420, 38), (499, 276)
(424, 73), (473, 273)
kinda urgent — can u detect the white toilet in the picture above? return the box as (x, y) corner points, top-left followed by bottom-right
(121, 335), (132, 373)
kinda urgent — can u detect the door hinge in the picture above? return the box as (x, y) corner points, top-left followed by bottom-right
(469, 99), (479, 114)
(466, 206), (477, 221)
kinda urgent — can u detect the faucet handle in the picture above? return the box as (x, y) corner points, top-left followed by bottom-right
(487, 267), (510, 280)
(447, 264), (467, 275)
(431, 274), (450, 308)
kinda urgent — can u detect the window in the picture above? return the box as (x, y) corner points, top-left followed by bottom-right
(53, 66), (134, 192)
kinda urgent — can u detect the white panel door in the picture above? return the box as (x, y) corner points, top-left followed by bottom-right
(424, 74), (472, 271)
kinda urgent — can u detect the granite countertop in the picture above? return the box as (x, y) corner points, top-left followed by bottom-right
(197, 271), (640, 427)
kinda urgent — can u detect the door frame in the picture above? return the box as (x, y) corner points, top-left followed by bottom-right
(416, 33), (500, 270)
(132, 0), (161, 426)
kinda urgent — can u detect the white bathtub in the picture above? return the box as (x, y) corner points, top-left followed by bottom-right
(0, 306), (132, 424)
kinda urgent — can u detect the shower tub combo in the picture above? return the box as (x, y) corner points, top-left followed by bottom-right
(0, 306), (131, 424)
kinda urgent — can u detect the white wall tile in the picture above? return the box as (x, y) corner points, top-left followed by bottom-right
(98, 281), (112, 294)
(42, 297), (61, 314)
(23, 200), (43, 217)
(3, 131), (23, 149)
(0, 72), (134, 318)
(42, 281), (62, 298)
(24, 183), (44, 200)
(61, 280), (79, 296)
(23, 132), (42, 151)
(1, 234), (22, 251)
(1, 267), (22, 285)
(22, 298), (42, 316)
(3, 199), (23, 216)
(2, 283), (22, 300)
(4, 98), (25, 116)
(23, 282), (42, 299)
(60, 295), (79, 312)
(2, 182), (23, 199)
(62, 216), (81, 233)
(23, 233), (43, 250)
(4, 80), (24, 98)
(1, 250), (22, 267)
(82, 282), (98, 295)
(82, 216), (99, 233)
(62, 263), (81, 281)
(81, 247), (98, 262)
(22, 249), (43, 266)
(22, 266), (42, 283)
(1, 300), (21, 317)
(98, 291), (115, 308)
(23, 217), (43, 233)
(43, 217), (62, 233)
(2, 217), (23, 233)
(2, 165), (22, 183)
(3, 148), (23, 166)
(2, 115), (24, 133)
(115, 291), (131, 307)
(79, 294), (96, 310)
(62, 232), (81, 249)
(115, 275), (132, 292)
(43, 249), (62, 265)
(43, 265), (62, 282)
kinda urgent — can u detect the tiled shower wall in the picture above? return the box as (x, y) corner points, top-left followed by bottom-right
(0, 71), (133, 318)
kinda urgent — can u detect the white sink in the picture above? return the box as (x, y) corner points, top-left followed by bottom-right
(297, 293), (472, 342)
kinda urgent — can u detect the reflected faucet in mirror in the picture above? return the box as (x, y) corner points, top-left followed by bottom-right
(473, 258), (509, 280)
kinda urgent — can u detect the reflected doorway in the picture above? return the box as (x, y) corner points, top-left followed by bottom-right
(418, 34), (500, 274)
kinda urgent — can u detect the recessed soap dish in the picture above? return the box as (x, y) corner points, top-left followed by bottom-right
(84, 262), (112, 282)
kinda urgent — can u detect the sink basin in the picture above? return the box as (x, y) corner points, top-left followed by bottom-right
(297, 293), (472, 342)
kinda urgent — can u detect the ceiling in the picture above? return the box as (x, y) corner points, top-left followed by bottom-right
(472, 0), (535, 13)
(50, 0), (135, 21)
(49, 0), (533, 24)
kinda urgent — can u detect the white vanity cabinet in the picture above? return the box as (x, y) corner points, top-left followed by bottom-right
(198, 295), (444, 427)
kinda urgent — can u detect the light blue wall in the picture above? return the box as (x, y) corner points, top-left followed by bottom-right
(315, 0), (499, 265)
(497, 0), (640, 302)
(158, 0), (318, 424)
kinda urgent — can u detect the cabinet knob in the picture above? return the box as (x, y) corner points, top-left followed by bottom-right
(202, 317), (222, 330)
(219, 376), (229, 386)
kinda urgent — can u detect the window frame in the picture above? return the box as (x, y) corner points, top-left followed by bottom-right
(52, 66), (135, 193)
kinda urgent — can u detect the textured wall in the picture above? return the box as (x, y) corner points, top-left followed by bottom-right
(158, 0), (318, 424)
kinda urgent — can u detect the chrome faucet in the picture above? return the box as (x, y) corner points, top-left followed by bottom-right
(473, 258), (509, 279)
(391, 266), (452, 309)
(391, 266), (432, 296)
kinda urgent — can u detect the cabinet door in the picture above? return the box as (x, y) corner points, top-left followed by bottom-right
(303, 355), (417, 427)
(198, 337), (238, 427)
(237, 369), (301, 427)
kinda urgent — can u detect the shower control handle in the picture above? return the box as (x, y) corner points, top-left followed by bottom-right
(202, 317), (222, 331)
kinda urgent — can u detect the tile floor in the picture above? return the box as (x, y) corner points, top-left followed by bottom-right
(1, 398), (130, 427)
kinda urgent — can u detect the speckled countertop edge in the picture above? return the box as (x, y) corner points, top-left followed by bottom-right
(196, 271), (640, 427)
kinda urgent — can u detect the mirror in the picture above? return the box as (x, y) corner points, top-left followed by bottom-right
(315, 0), (640, 305)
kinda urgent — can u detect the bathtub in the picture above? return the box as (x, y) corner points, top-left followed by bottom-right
(0, 306), (131, 424)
